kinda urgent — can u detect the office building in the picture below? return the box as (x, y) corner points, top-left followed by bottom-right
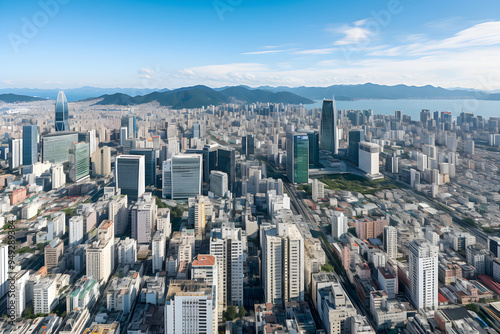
(409, 239), (438, 311)
(121, 116), (137, 139)
(86, 220), (115, 283)
(55, 91), (69, 131)
(91, 146), (112, 176)
(488, 236), (500, 258)
(164, 280), (215, 334)
(217, 146), (235, 187)
(162, 154), (202, 200)
(51, 163), (65, 189)
(8, 138), (22, 170)
(286, 132), (309, 184)
(465, 140), (475, 155)
(189, 196), (207, 239)
(108, 193), (129, 236)
(331, 211), (347, 240)
(306, 130), (320, 168)
(120, 127), (128, 146)
(78, 130), (97, 156)
(383, 226), (398, 259)
(33, 278), (57, 314)
(22, 125), (38, 165)
(69, 142), (90, 183)
(203, 144), (219, 183)
(130, 148), (156, 186)
(131, 193), (157, 244)
(210, 222), (244, 315)
(45, 237), (64, 269)
(242, 134), (255, 156)
(117, 238), (137, 265)
(152, 231), (166, 273)
(358, 141), (381, 176)
(210, 171), (228, 197)
(262, 222), (304, 305)
(312, 179), (325, 202)
(42, 132), (78, 164)
(115, 155), (145, 201)
(320, 97), (338, 155)
(69, 216), (84, 247)
(348, 129), (365, 166)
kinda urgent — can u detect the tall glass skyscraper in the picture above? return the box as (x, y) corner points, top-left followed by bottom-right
(115, 155), (145, 201)
(22, 125), (38, 165)
(121, 116), (137, 140)
(299, 129), (319, 168)
(130, 148), (156, 186)
(55, 91), (69, 131)
(69, 142), (90, 182)
(348, 129), (365, 166)
(217, 147), (235, 187)
(320, 96), (338, 155)
(242, 134), (255, 156)
(162, 154), (202, 200)
(203, 144), (219, 184)
(42, 132), (79, 164)
(286, 132), (309, 184)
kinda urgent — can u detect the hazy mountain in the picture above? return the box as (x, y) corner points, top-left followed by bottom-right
(257, 83), (489, 100)
(88, 85), (314, 108)
(0, 94), (47, 103)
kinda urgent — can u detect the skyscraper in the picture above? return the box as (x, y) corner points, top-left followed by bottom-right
(91, 146), (112, 176)
(0, 245), (8, 300)
(409, 239), (438, 311)
(358, 141), (381, 176)
(348, 129), (364, 166)
(42, 132), (79, 164)
(331, 211), (347, 239)
(115, 155), (145, 201)
(131, 193), (157, 244)
(162, 154), (202, 200)
(69, 142), (90, 183)
(191, 255), (218, 333)
(86, 220), (115, 283)
(121, 116), (137, 139)
(130, 148), (156, 186)
(286, 132), (309, 184)
(8, 138), (22, 170)
(55, 91), (69, 131)
(203, 144), (219, 184)
(217, 146), (235, 187)
(383, 226), (397, 259)
(210, 171), (228, 197)
(22, 125), (38, 165)
(242, 134), (255, 156)
(320, 97), (338, 155)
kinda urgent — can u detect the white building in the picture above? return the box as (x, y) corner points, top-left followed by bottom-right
(8, 138), (22, 170)
(331, 211), (347, 240)
(152, 231), (166, 273)
(358, 142), (380, 176)
(51, 163), (65, 189)
(131, 193), (157, 244)
(164, 280), (215, 334)
(10, 270), (30, 317)
(69, 216), (84, 247)
(0, 245), (9, 299)
(117, 237), (137, 265)
(465, 140), (475, 155)
(312, 179), (325, 202)
(33, 277), (57, 314)
(191, 254), (218, 333)
(162, 154), (203, 200)
(157, 208), (171, 238)
(262, 222), (304, 305)
(47, 211), (65, 241)
(210, 171), (228, 198)
(86, 220), (115, 283)
(409, 239), (438, 311)
(108, 194), (129, 236)
(383, 226), (397, 259)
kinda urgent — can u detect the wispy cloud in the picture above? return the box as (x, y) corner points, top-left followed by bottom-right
(242, 50), (287, 55)
(327, 19), (375, 46)
(295, 48), (336, 55)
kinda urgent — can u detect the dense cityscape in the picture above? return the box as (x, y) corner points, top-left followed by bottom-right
(0, 89), (499, 334)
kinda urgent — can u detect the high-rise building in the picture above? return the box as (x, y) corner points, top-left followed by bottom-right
(320, 97), (338, 155)
(86, 220), (115, 283)
(162, 154), (202, 200)
(55, 91), (69, 131)
(286, 132), (309, 184)
(115, 155), (145, 201)
(383, 226), (397, 259)
(465, 140), (475, 155)
(91, 146), (112, 176)
(10, 270), (29, 317)
(358, 142), (381, 176)
(51, 163), (65, 189)
(488, 236), (500, 258)
(348, 129), (365, 166)
(305, 130), (320, 168)
(192, 123), (202, 138)
(331, 211), (347, 239)
(210, 222), (244, 316)
(42, 132), (79, 164)
(8, 138), (22, 170)
(409, 239), (438, 311)
(108, 194), (129, 236)
(131, 193), (157, 244)
(0, 245), (8, 300)
(262, 222), (304, 305)
(117, 237), (137, 265)
(191, 255), (218, 333)
(210, 171), (228, 197)
(189, 196), (207, 239)
(130, 148), (156, 186)
(78, 130), (97, 156)
(217, 147), (235, 187)
(69, 142), (90, 183)
(69, 216), (84, 247)
(120, 127), (128, 146)
(242, 134), (255, 156)
(22, 125), (38, 165)
(33, 278), (57, 314)
(152, 231), (166, 273)
(164, 280), (215, 334)
(45, 237), (64, 269)
(121, 116), (137, 139)
(203, 144), (219, 183)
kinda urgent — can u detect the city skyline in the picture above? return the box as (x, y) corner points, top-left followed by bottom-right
(1, 0), (500, 90)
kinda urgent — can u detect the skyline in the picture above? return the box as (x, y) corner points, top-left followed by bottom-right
(1, 0), (500, 90)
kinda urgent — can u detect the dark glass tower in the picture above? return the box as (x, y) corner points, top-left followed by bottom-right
(348, 129), (365, 166)
(121, 116), (137, 139)
(203, 144), (219, 183)
(320, 97), (338, 155)
(130, 148), (156, 186)
(217, 147), (235, 187)
(286, 132), (309, 184)
(55, 91), (69, 131)
(242, 134), (255, 156)
(22, 125), (38, 165)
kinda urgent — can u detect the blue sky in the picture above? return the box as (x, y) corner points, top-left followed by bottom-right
(1, 0), (500, 90)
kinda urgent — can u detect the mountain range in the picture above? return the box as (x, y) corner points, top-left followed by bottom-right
(1, 83), (500, 108)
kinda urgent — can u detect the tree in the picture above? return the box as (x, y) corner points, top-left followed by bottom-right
(465, 303), (480, 313)
(224, 306), (237, 321)
(238, 307), (248, 318)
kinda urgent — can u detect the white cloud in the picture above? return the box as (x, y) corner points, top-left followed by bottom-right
(295, 48), (336, 55)
(327, 19), (375, 46)
(242, 50), (286, 55)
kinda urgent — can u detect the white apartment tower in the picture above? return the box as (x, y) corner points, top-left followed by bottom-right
(86, 220), (115, 283)
(383, 226), (398, 259)
(409, 239), (438, 311)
